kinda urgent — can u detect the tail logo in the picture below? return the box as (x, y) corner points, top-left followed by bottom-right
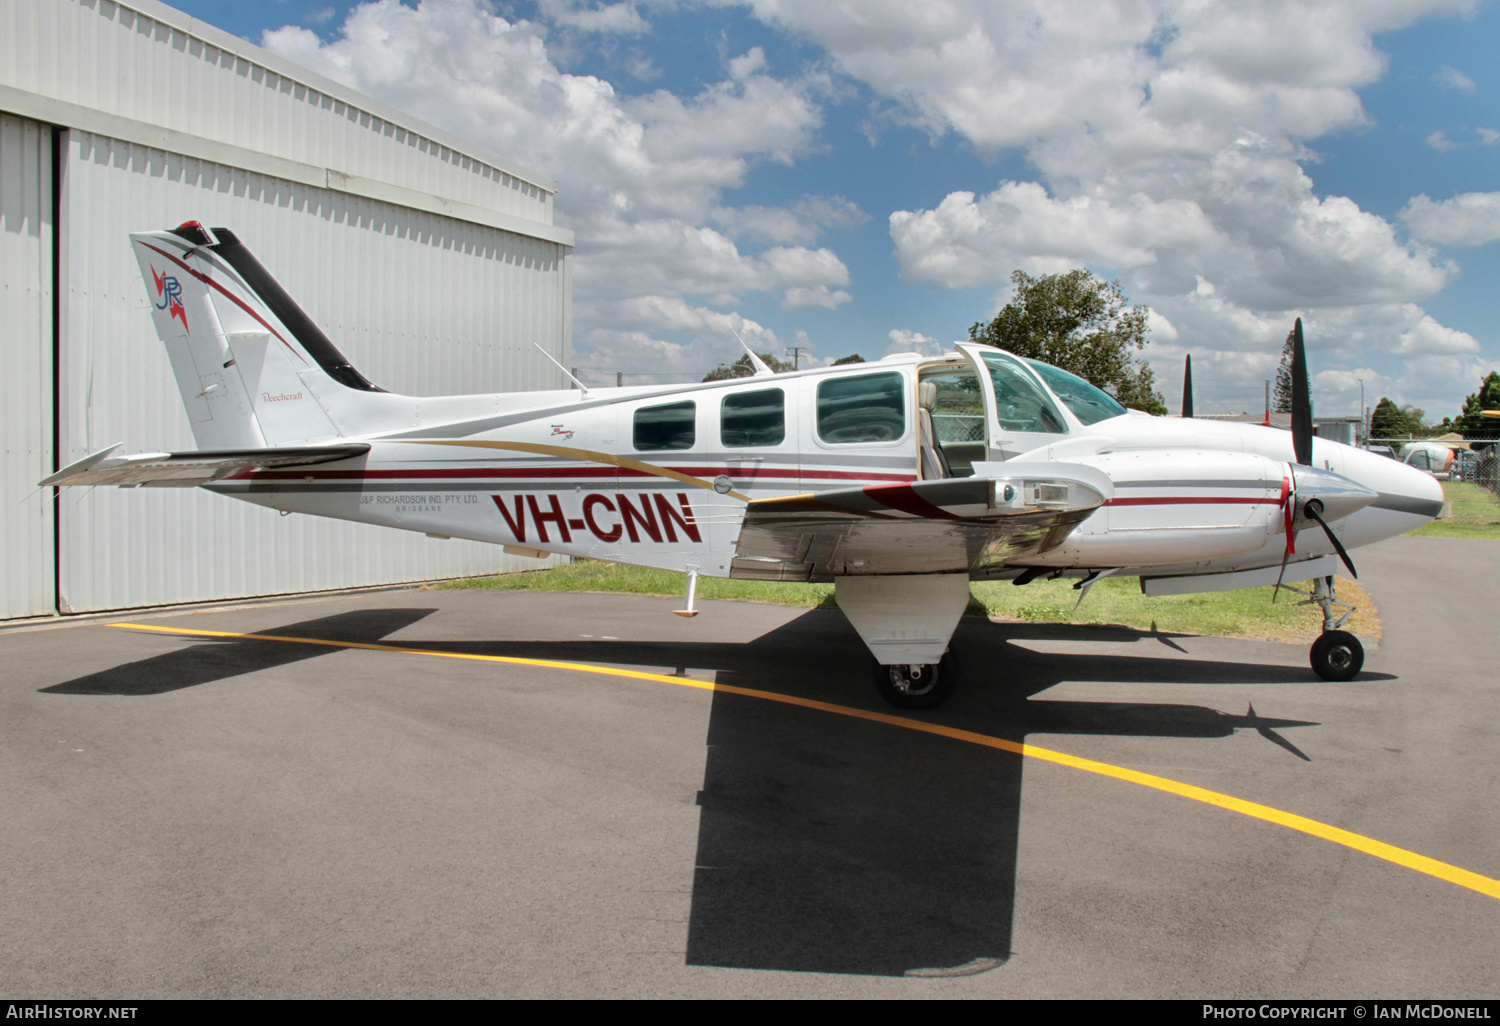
(151, 266), (189, 333)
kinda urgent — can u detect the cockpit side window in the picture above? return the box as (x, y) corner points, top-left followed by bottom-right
(1024, 359), (1127, 425)
(977, 351), (1068, 434)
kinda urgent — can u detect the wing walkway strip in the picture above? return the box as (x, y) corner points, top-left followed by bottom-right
(110, 621), (1500, 904)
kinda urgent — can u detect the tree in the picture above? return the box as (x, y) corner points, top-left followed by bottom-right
(1369, 398), (1404, 439)
(1369, 397), (1429, 440)
(969, 268), (1167, 414)
(831, 353), (865, 365)
(702, 351), (793, 382)
(1453, 371), (1500, 442)
(1272, 328), (1295, 413)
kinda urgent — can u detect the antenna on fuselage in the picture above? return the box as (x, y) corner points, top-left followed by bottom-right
(730, 328), (775, 378)
(532, 343), (592, 397)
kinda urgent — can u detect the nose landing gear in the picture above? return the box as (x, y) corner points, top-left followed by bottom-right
(1279, 574), (1364, 681)
(1310, 629), (1363, 681)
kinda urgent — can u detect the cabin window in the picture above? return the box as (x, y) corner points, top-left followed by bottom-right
(977, 351), (1068, 434)
(634, 400), (696, 451)
(721, 388), (785, 447)
(817, 372), (906, 444)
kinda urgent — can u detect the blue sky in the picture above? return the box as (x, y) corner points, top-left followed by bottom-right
(169, 1), (1498, 421)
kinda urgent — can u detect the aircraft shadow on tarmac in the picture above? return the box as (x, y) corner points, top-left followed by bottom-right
(40, 604), (1386, 977)
(533, 611), (1339, 978)
(39, 608), (438, 696)
(435, 610), (1383, 977)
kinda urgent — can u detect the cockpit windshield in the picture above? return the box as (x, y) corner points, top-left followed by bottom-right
(1024, 359), (1128, 426)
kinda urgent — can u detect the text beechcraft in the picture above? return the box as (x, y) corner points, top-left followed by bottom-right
(44, 223), (1446, 708)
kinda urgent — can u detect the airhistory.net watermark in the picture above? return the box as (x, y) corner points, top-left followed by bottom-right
(5, 1007), (137, 1020)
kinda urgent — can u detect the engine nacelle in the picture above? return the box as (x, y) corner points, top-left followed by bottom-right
(1010, 450), (1288, 568)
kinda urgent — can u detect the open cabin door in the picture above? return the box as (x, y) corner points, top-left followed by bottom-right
(915, 358), (988, 478)
(955, 343), (1071, 461)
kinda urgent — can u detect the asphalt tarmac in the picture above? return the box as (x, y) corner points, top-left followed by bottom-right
(1, 536), (1496, 998)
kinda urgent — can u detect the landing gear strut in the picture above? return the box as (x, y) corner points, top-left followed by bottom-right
(835, 574), (971, 711)
(1281, 575), (1363, 681)
(873, 649), (961, 710)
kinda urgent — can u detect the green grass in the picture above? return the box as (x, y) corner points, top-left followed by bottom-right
(1407, 481), (1500, 540)
(442, 560), (1380, 642)
(968, 574), (1379, 642)
(443, 559), (840, 609)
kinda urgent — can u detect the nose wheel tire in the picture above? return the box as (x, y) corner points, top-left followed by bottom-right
(1310, 630), (1363, 682)
(873, 649), (960, 709)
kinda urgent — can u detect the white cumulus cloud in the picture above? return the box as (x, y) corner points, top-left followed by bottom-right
(1402, 192), (1500, 246)
(261, 0), (849, 375)
(537, 0), (648, 36)
(886, 329), (945, 356)
(1434, 65), (1477, 91)
(1426, 129), (1460, 151)
(263, 0), (1488, 411)
(742, 0), (1478, 412)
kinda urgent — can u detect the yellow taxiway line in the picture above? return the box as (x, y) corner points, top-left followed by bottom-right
(110, 620), (1500, 904)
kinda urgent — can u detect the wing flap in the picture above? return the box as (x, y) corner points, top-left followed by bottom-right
(733, 469), (1106, 581)
(41, 443), (371, 488)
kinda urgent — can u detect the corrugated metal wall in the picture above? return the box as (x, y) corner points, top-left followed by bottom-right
(1, 0), (576, 618)
(0, 113), (55, 619)
(54, 130), (571, 613)
(3, 0), (554, 224)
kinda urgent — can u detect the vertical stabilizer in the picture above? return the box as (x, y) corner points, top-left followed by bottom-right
(132, 226), (266, 450)
(130, 223), (384, 449)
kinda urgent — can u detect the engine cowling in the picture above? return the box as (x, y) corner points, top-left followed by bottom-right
(1006, 450), (1371, 569)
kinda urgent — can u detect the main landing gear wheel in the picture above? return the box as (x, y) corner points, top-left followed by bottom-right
(1310, 630), (1363, 682)
(873, 649), (960, 710)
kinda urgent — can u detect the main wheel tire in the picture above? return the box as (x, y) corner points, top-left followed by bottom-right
(873, 649), (960, 710)
(1310, 630), (1363, 682)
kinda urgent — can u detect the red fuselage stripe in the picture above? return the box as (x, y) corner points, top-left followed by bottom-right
(238, 467), (917, 483)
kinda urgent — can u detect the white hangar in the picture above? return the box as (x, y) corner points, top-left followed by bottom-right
(0, 0), (575, 619)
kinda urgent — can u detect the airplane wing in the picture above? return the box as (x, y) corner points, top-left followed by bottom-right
(41, 443), (370, 488)
(731, 465), (1108, 581)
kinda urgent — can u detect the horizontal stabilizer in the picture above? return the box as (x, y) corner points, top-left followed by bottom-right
(41, 443), (370, 488)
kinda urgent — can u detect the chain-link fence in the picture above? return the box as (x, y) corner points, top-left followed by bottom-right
(932, 413), (986, 443)
(1368, 438), (1498, 496)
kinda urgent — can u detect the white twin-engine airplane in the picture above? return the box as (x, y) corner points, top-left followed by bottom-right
(45, 223), (1446, 709)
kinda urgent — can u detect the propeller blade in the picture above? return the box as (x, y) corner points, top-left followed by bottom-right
(1182, 354), (1194, 418)
(1272, 546), (1290, 602)
(1291, 318), (1313, 466)
(1303, 501), (1358, 579)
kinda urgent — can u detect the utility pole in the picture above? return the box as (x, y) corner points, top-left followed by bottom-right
(1264, 380), (1270, 427)
(617, 371), (623, 387)
(786, 346), (808, 370)
(1358, 378), (1365, 447)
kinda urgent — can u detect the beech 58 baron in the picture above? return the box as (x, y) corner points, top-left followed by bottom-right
(45, 223), (1446, 709)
